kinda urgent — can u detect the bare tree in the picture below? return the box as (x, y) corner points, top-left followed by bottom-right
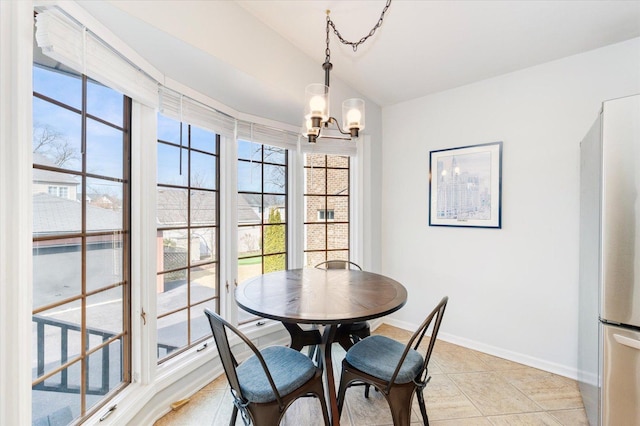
(33, 122), (80, 167)
(252, 145), (286, 192)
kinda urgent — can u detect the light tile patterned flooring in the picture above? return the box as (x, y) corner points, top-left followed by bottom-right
(155, 324), (588, 425)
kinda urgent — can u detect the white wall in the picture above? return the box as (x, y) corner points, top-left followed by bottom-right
(381, 37), (640, 378)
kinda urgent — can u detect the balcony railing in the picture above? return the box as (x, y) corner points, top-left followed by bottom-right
(33, 315), (116, 395)
(33, 315), (179, 396)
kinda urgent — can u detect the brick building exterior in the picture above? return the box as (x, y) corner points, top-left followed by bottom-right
(304, 154), (350, 266)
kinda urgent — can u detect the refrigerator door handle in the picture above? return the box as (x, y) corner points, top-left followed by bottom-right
(613, 333), (640, 350)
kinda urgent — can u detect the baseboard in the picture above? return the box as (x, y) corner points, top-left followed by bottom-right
(368, 318), (384, 331)
(134, 322), (291, 425)
(131, 362), (224, 426)
(382, 318), (578, 380)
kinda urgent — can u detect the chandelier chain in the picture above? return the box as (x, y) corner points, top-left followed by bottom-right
(327, 0), (392, 53)
(325, 14), (331, 64)
(308, 0), (390, 142)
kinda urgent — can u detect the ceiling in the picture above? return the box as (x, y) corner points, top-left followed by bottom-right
(236, 0), (640, 107)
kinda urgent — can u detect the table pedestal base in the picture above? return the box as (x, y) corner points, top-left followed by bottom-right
(320, 324), (340, 426)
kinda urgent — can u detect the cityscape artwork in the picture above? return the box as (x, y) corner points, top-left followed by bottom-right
(429, 142), (502, 228)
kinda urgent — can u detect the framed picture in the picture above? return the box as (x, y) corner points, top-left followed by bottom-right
(429, 141), (502, 228)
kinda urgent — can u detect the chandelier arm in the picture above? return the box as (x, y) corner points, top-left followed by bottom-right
(325, 117), (350, 136)
(327, 0), (392, 52)
(318, 134), (352, 141)
(317, 118), (352, 141)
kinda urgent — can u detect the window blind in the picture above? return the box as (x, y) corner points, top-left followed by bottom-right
(300, 138), (357, 156)
(236, 120), (299, 150)
(159, 87), (236, 138)
(34, 7), (356, 156)
(35, 8), (159, 108)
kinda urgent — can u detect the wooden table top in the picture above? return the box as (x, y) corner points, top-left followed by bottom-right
(235, 268), (407, 324)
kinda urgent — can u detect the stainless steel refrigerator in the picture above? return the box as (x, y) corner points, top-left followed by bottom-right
(579, 94), (640, 426)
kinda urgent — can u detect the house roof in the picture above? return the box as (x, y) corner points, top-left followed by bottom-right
(33, 192), (122, 236)
(32, 152), (79, 186)
(157, 188), (223, 227)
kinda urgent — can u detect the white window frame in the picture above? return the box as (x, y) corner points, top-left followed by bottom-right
(5, 2), (367, 424)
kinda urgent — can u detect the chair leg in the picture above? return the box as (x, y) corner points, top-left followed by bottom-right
(337, 367), (352, 416)
(311, 374), (331, 426)
(307, 344), (318, 362)
(385, 385), (416, 426)
(247, 403), (284, 426)
(229, 405), (238, 426)
(416, 388), (429, 426)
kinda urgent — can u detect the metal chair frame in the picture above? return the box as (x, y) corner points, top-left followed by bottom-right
(314, 260), (363, 271)
(204, 309), (330, 426)
(336, 296), (448, 426)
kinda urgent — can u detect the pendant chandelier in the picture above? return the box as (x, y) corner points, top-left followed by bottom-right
(303, 1), (392, 143)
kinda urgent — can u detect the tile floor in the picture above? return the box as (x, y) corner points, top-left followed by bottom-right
(155, 324), (588, 425)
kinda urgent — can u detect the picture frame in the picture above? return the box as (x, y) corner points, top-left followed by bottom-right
(429, 141), (502, 228)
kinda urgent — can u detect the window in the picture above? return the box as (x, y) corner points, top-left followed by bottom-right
(47, 186), (69, 198)
(317, 209), (335, 221)
(156, 115), (220, 362)
(304, 154), (350, 266)
(237, 140), (288, 323)
(32, 64), (131, 424)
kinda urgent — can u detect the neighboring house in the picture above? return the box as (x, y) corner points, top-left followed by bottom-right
(156, 188), (219, 292)
(33, 192), (122, 237)
(32, 152), (79, 201)
(237, 193), (263, 254)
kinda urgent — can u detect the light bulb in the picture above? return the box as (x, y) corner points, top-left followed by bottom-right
(309, 95), (326, 116)
(454, 166), (460, 175)
(346, 108), (362, 127)
(441, 170), (447, 176)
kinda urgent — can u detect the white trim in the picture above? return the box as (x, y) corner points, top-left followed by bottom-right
(130, 102), (158, 385)
(221, 133), (238, 323)
(352, 136), (365, 267)
(0, 1), (34, 424)
(290, 140), (305, 269)
(383, 317), (579, 380)
(359, 135), (374, 271)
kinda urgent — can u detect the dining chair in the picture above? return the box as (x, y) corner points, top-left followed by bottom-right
(336, 296), (448, 426)
(204, 309), (330, 426)
(314, 260), (371, 350)
(314, 259), (363, 271)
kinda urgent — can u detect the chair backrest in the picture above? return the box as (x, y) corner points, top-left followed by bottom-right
(386, 296), (448, 392)
(204, 308), (284, 407)
(315, 260), (362, 271)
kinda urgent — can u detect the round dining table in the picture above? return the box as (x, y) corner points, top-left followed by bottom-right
(235, 267), (408, 426)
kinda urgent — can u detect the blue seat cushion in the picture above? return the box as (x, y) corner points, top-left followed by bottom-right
(345, 335), (423, 384)
(236, 346), (316, 403)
